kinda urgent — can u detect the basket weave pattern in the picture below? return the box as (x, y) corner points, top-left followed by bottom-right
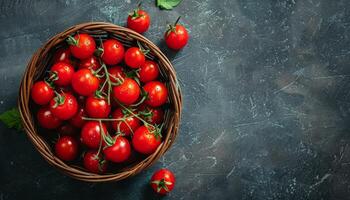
(17, 22), (182, 182)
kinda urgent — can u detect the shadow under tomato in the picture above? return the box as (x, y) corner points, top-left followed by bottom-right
(140, 181), (166, 200)
(156, 40), (179, 62)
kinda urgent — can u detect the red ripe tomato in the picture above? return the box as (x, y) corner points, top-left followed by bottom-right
(150, 169), (176, 195)
(164, 18), (189, 50)
(58, 124), (76, 136)
(81, 121), (107, 149)
(124, 47), (145, 69)
(132, 126), (161, 155)
(143, 81), (168, 107)
(139, 105), (164, 124)
(139, 60), (159, 83)
(101, 39), (124, 65)
(85, 96), (111, 118)
(103, 136), (131, 163)
(31, 81), (54, 105)
(50, 62), (75, 86)
(83, 151), (108, 174)
(49, 93), (78, 120)
(111, 108), (140, 136)
(71, 69), (100, 96)
(37, 106), (62, 129)
(55, 136), (78, 161)
(127, 9), (150, 34)
(112, 78), (140, 105)
(68, 33), (96, 60)
(69, 107), (86, 128)
(108, 66), (125, 84)
(78, 56), (101, 71)
(53, 48), (72, 64)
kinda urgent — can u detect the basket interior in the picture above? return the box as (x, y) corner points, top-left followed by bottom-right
(30, 28), (176, 175)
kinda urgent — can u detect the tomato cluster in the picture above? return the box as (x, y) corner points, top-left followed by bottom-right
(31, 32), (168, 174)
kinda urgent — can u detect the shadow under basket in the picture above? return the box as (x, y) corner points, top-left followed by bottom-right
(17, 22), (182, 182)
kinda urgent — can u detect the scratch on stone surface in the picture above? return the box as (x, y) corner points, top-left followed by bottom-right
(309, 173), (332, 189)
(274, 74), (301, 94)
(209, 130), (226, 148)
(232, 120), (265, 128)
(226, 166), (235, 179)
(172, 53), (192, 64)
(249, 96), (257, 118)
(206, 156), (217, 168)
(337, 144), (348, 164)
(311, 75), (350, 79)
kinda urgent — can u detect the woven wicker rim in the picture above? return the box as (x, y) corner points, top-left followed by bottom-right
(17, 22), (182, 182)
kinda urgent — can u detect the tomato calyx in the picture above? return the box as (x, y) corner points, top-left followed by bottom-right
(94, 38), (105, 57)
(125, 69), (141, 86)
(47, 71), (59, 83)
(136, 41), (150, 55)
(94, 90), (105, 99)
(42, 77), (55, 89)
(138, 108), (153, 121)
(151, 178), (173, 193)
(66, 35), (79, 46)
(97, 158), (107, 172)
(147, 123), (163, 140)
(53, 91), (66, 108)
(129, 3), (143, 20)
(94, 47), (104, 57)
(166, 16), (181, 36)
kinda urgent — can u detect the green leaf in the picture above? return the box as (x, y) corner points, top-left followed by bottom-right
(0, 108), (22, 131)
(157, 0), (182, 10)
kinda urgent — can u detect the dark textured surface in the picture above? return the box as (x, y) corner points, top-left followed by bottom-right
(1, 0), (350, 199)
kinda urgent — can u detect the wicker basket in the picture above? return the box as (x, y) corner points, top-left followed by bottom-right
(17, 22), (182, 182)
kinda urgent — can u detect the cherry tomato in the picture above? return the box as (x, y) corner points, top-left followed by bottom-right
(101, 39), (124, 65)
(81, 121), (107, 149)
(124, 47), (145, 69)
(139, 60), (159, 83)
(139, 104), (164, 124)
(49, 93), (78, 120)
(111, 108), (140, 136)
(127, 8), (150, 34)
(112, 78), (140, 105)
(78, 56), (101, 71)
(85, 96), (111, 118)
(143, 81), (168, 107)
(55, 136), (78, 161)
(71, 69), (100, 96)
(53, 48), (72, 64)
(103, 136), (131, 163)
(58, 124), (77, 136)
(83, 151), (108, 174)
(31, 81), (54, 105)
(68, 33), (96, 60)
(150, 169), (176, 195)
(69, 107), (86, 128)
(132, 125), (161, 155)
(50, 62), (75, 86)
(37, 106), (62, 129)
(164, 18), (189, 50)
